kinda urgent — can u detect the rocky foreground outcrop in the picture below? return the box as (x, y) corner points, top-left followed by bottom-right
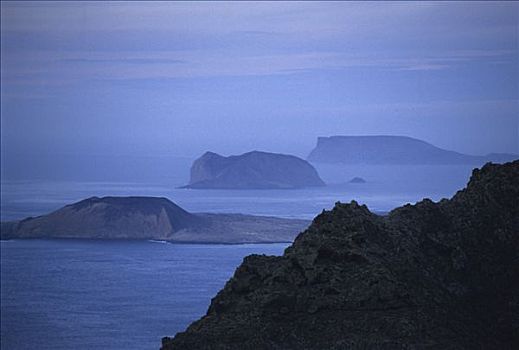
(307, 135), (518, 165)
(184, 151), (325, 189)
(0, 196), (308, 243)
(162, 161), (519, 349)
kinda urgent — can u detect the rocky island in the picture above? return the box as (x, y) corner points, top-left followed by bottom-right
(162, 160), (519, 349)
(0, 196), (309, 243)
(184, 151), (325, 189)
(349, 176), (366, 183)
(307, 135), (518, 165)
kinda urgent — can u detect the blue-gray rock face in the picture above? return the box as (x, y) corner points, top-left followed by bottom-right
(307, 135), (518, 164)
(185, 151), (325, 189)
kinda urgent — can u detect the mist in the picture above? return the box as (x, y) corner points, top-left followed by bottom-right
(2, 3), (518, 349)
(1, 1), (518, 183)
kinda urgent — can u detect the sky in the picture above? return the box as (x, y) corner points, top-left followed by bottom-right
(1, 1), (518, 161)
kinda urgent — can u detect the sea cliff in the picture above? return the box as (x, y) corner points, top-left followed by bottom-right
(162, 161), (519, 349)
(307, 135), (518, 165)
(185, 151), (325, 189)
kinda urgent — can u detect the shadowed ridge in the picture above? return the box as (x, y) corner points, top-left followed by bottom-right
(200, 151), (223, 158)
(162, 160), (519, 349)
(67, 196), (198, 232)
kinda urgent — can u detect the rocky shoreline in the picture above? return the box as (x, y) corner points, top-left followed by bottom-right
(162, 161), (519, 349)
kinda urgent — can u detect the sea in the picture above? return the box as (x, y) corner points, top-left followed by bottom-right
(1, 163), (478, 349)
(1, 239), (288, 350)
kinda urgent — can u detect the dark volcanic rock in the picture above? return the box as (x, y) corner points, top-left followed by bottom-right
(184, 151), (325, 189)
(162, 161), (519, 349)
(0, 196), (308, 243)
(307, 135), (518, 165)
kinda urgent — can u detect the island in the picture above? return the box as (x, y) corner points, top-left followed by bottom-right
(0, 196), (309, 244)
(162, 160), (519, 349)
(307, 135), (518, 164)
(349, 176), (366, 183)
(183, 150), (325, 189)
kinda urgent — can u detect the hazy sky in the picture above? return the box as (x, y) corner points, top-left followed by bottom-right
(1, 1), (518, 159)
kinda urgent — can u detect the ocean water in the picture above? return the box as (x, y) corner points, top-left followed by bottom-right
(0, 163), (476, 222)
(1, 239), (289, 350)
(0, 163), (478, 349)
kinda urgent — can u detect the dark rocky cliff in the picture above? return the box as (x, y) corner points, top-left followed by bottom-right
(162, 161), (519, 349)
(185, 151), (325, 189)
(307, 135), (518, 165)
(1, 196), (308, 243)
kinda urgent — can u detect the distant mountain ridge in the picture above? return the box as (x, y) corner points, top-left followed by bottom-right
(184, 151), (325, 189)
(307, 135), (518, 165)
(0, 196), (309, 243)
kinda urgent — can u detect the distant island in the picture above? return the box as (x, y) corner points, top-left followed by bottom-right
(307, 135), (518, 164)
(162, 160), (519, 349)
(0, 196), (309, 244)
(183, 151), (325, 189)
(349, 177), (366, 183)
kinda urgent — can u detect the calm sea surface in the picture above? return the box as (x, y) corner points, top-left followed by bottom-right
(1, 240), (288, 350)
(0, 163), (475, 222)
(0, 163), (477, 349)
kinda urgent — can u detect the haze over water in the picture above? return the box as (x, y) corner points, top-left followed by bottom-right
(1, 1), (517, 168)
(1, 160), (477, 222)
(1, 2), (518, 350)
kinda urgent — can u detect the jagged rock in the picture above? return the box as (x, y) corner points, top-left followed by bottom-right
(162, 161), (519, 349)
(184, 151), (325, 189)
